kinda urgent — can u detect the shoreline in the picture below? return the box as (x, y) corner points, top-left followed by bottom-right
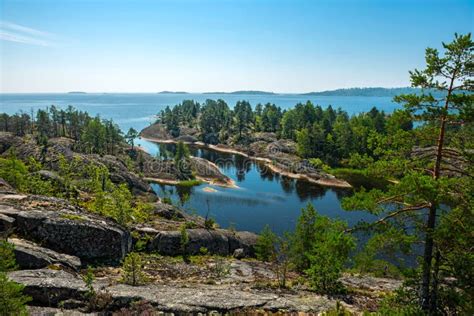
(140, 136), (352, 189)
(143, 175), (238, 189)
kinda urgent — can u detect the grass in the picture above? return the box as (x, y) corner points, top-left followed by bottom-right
(176, 179), (203, 187)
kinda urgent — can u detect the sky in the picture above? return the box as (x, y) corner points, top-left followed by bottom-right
(0, 0), (472, 93)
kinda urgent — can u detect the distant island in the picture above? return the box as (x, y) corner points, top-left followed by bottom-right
(204, 90), (276, 95)
(158, 91), (189, 94)
(302, 87), (442, 97)
(67, 91), (87, 94)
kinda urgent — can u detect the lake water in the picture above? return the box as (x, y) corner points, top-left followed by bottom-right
(1, 93), (396, 234)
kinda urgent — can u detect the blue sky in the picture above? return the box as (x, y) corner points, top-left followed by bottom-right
(0, 0), (472, 93)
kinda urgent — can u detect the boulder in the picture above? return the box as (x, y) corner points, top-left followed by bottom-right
(9, 238), (82, 270)
(0, 213), (15, 233)
(0, 204), (131, 265)
(148, 228), (257, 257)
(233, 248), (245, 259)
(8, 269), (88, 306)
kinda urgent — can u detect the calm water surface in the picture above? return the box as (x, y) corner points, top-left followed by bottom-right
(1, 93), (393, 233)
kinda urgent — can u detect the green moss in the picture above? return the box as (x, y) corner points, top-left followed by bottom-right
(60, 213), (86, 222)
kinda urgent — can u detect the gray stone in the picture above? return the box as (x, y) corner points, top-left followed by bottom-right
(9, 268), (341, 313)
(148, 229), (257, 257)
(0, 213), (15, 233)
(0, 205), (131, 265)
(9, 238), (82, 270)
(232, 248), (245, 259)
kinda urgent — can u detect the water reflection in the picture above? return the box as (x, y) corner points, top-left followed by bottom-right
(146, 141), (370, 234)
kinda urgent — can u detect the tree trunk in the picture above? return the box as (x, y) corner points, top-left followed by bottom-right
(420, 75), (454, 311)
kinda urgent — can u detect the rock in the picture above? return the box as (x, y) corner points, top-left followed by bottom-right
(0, 213), (15, 233)
(152, 202), (184, 220)
(9, 268), (340, 313)
(148, 229), (257, 257)
(0, 203), (132, 265)
(9, 238), (82, 270)
(0, 178), (16, 194)
(8, 269), (88, 306)
(233, 248), (245, 259)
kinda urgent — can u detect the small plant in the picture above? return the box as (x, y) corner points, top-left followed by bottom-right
(255, 225), (277, 262)
(199, 247), (209, 255)
(0, 272), (31, 316)
(322, 301), (353, 316)
(0, 241), (17, 272)
(204, 217), (216, 229)
(122, 252), (146, 286)
(212, 257), (231, 278)
(82, 266), (95, 298)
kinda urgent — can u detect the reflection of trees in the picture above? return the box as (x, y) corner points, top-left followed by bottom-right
(234, 155), (251, 182)
(295, 180), (327, 201)
(279, 177), (295, 194)
(259, 163), (276, 182)
(194, 191), (270, 207)
(157, 143), (176, 160)
(176, 185), (193, 206)
(333, 188), (353, 200)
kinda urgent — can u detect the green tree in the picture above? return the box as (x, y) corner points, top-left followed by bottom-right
(304, 212), (355, 294)
(233, 100), (254, 140)
(0, 241), (17, 272)
(125, 128), (139, 151)
(122, 252), (146, 286)
(174, 141), (193, 180)
(290, 203), (317, 271)
(0, 273), (31, 316)
(343, 33), (473, 313)
(255, 225), (277, 262)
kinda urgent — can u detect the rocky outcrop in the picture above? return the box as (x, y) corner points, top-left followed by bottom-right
(9, 268), (339, 313)
(8, 269), (88, 306)
(148, 228), (257, 257)
(9, 238), (82, 270)
(0, 133), (157, 197)
(0, 199), (132, 265)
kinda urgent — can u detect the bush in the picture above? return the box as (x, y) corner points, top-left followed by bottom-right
(122, 252), (146, 286)
(180, 225), (189, 263)
(0, 272), (31, 316)
(0, 241), (31, 315)
(255, 225), (277, 262)
(304, 211), (355, 294)
(0, 241), (17, 272)
(290, 204), (318, 271)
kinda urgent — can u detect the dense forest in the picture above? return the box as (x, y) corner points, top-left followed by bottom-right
(159, 97), (412, 167)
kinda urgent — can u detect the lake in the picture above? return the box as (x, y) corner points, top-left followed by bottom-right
(1, 93), (396, 234)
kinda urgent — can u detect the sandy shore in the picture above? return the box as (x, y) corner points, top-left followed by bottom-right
(140, 136), (352, 189)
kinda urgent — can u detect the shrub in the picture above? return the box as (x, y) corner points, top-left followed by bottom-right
(0, 272), (31, 316)
(255, 225), (277, 262)
(290, 203), (318, 271)
(204, 217), (216, 229)
(304, 212), (355, 294)
(0, 241), (17, 272)
(122, 252), (146, 286)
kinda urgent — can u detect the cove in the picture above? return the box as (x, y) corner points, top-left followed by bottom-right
(140, 139), (375, 235)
